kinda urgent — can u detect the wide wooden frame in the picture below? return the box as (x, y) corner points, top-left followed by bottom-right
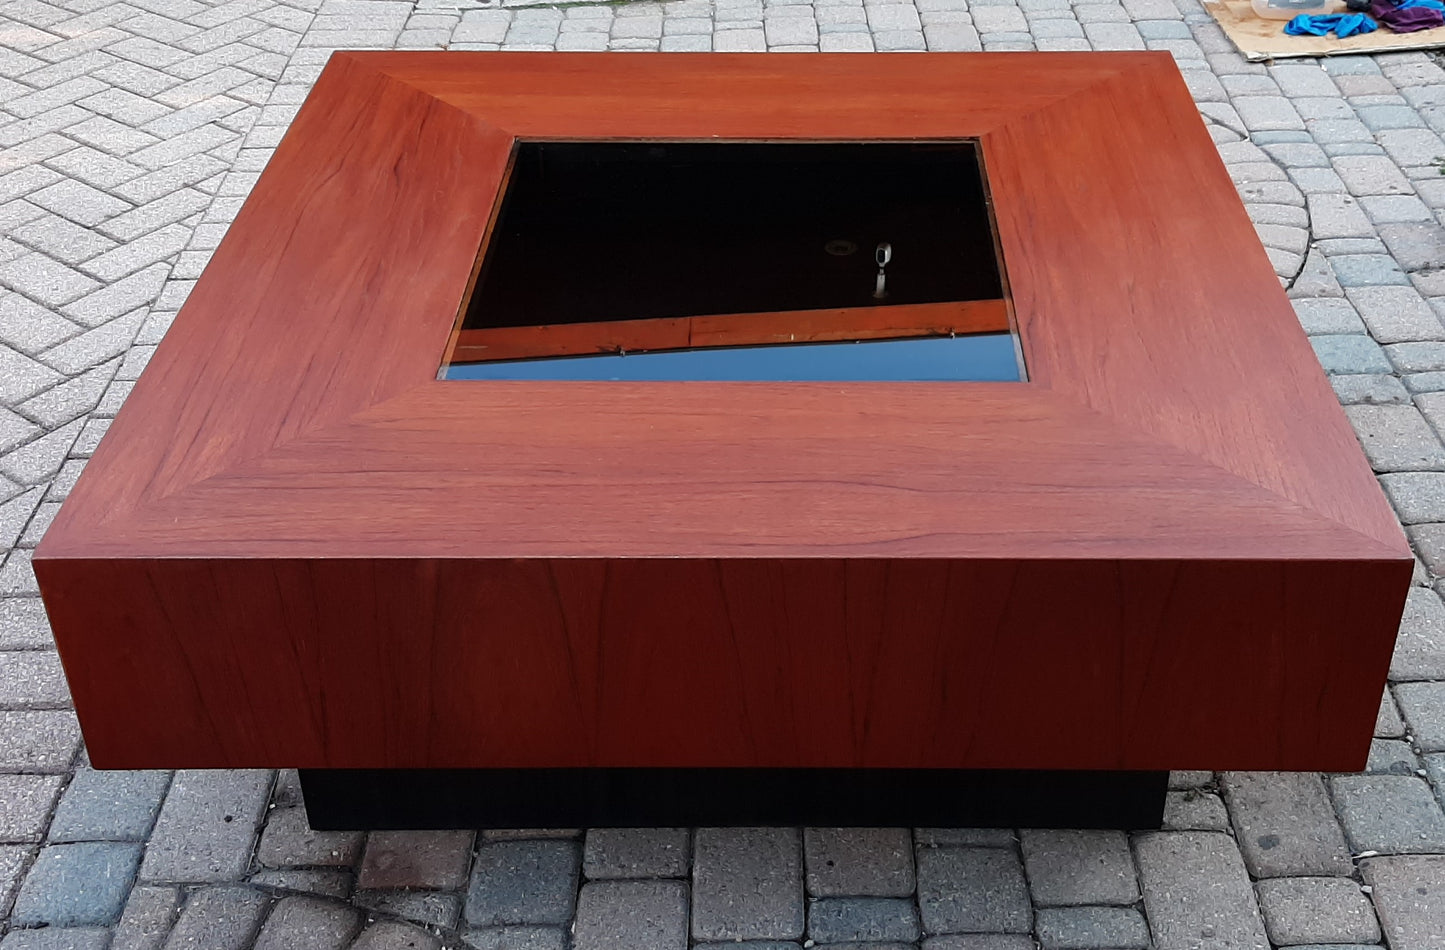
(36, 52), (1411, 773)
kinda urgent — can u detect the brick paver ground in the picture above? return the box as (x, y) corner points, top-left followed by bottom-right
(3, 0), (1445, 945)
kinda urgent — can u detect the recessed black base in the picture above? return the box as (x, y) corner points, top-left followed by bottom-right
(298, 768), (1167, 831)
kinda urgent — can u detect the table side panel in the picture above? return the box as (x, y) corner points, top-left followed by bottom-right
(36, 555), (1407, 772)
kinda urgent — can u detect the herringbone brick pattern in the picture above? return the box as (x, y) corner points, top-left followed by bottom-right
(4, 0), (1445, 945)
(0, 0), (317, 598)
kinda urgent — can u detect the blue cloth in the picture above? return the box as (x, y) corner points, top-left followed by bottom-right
(1398, 0), (1445, 11)
(1284, 12), (1379, 35)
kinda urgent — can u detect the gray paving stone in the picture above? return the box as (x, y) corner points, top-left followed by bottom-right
(250, 868), (352, 899)
(1225, 75), (1282, 98)
(0, 709), (80, 772)
(1391, 587), (1445, 677)
(1348, 286), (1445, 342)
(1222, 772), (1351, 876)
(0, 490), (42, 547)
(354, 889), (458, 929)
(1, 551), (39, 596)
(1331, 775), (1445, 853)
(0, 293), (76, 357)
(0, 419), (81, 486)
(0, 843), (26, 918)
(1261, 140), (1330, 168)
(1309, 193), (1373, 239)
(872, 29), (926, 50)
(573, 880), (687, 950)
(111, 885), (180, 950)
(807, 897), (918, 942)
(914, 828), (1015, 847)
(1385, 223), (1445, 272)
(1335, 154), (1416, 196)
(141, 769), (272, 883)
(1403, 371), (1445, 395)
(1370, 738), (1422, 775)
(1344, 404), (1445, 471)
(0, 649), (67, 708)
(0, 930), (111, 950)
(465, 840), (580, 928)
(1408, 522), (1445, 576)
(692, 829), (802, 941)
(1236, 177), (1301, 205)
(1383, 474), (1445, 527)
(1317, 237), (1387, 256)
(1360, 855), (1445, 950)
(1310, 334), (1392, 374)
(1133, 832), (1268, 950)
(0, 253), (100, 309)
(803, 828), (912, 897)
(1288, 166), (1348, 194)
(1297, 90), (1359, 117)
(11, 212), (117, 266)
(47, 459), (85, 501)
(764, 16), (818, 44)
(0, 773), (62, 842)
(971, 6), (1027, 30)
(1379, 128), (1445, 168)
(1390, 341), (1445, 373)
(1381, 689), (1408, 737)
(922, 25), (977, 51)
(255, 806), (361, 868)
(11, 841), (141, 926)
(28, 179), (131, 228)
(1035, 906), (1149, 949)
(916, 847), (1031, 934)
(1019, 830), (1136, 906)
(1165, 781), (1218, 808)
(583, 828), (688, 880)
(462, 926), (568, 950)
(1360, 104), (1429, 131)
(1251, 201), (1310, 228)
(1271, 64), (1339, 98)
(1162, 790), (1229, 831)
(1290, 247), (1345, 298)
(359, 831), (473, 889)
(18, 359), (118, 429)
(1362, 194), (1434, 225)
(1396, 681), (1445, 750)
(351, 920), (441, 950)
(40, 309), (144, 378)
(1332, 253), (1411, 287)
(919, 938), (1034, 950)
(1256, 876), (1381, 945)
(252, 895), (359, 950)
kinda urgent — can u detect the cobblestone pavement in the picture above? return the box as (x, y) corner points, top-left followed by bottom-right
(3, 0), (1445, 944)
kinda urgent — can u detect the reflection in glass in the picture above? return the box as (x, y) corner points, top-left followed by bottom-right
(442, 140), (1023, 382)
(445, 333), (1021, 382)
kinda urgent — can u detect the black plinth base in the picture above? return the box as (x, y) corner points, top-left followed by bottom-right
(298, 768), (1168, 830)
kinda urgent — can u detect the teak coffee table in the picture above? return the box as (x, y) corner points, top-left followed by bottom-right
(35, 52), (1412, 830)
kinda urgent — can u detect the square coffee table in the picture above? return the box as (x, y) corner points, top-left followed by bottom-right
(35, 52), (1411, 828)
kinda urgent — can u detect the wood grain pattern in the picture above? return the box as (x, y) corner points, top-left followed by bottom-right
(34, 52), (1412, 772)
(449, 300), (1010, 363)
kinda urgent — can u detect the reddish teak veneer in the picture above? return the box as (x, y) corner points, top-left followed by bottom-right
(35, 52), (1410, 772)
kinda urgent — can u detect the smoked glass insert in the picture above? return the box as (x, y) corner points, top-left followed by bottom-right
(442, 141), (1023, 382)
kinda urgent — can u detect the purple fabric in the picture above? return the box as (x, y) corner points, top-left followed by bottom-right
(1371, 0), (1445, 30)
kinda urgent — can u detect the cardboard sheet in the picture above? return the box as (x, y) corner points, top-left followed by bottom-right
(1205, 0), (1445, 59)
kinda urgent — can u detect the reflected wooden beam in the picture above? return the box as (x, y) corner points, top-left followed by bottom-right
(450, 298), (1010, 364)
